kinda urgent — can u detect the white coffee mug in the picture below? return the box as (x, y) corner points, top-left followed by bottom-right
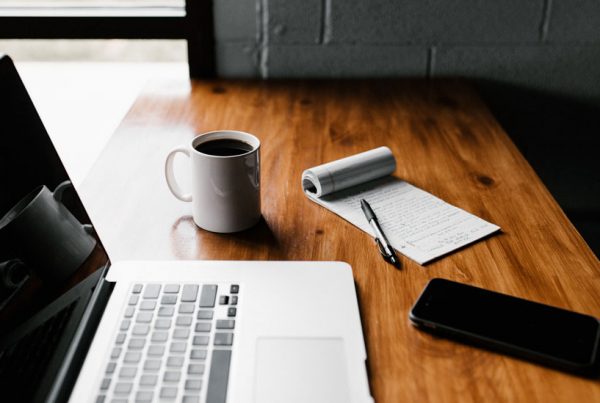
(165, 130), (261, 233)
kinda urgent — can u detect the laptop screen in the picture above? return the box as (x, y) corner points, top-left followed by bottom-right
(0, 55), (110, 335)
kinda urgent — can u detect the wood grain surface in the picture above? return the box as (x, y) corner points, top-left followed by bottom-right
(80, 79), (600, 402)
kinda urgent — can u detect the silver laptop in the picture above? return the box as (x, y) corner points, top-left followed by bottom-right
(0, 54), (373, 403)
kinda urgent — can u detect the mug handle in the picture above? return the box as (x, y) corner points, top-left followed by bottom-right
(165, 146), (193, 202)
(53, 180), (72, 202)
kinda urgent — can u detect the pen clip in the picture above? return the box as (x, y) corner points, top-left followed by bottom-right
(374, 238), (391, 259)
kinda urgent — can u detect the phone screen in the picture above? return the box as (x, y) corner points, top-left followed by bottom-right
(410, 278), (600, 368)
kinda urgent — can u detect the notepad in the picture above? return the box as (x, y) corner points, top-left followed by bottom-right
(302, 147), (500, 265)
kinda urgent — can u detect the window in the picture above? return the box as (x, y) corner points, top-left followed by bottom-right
(0, 0), (214, 77)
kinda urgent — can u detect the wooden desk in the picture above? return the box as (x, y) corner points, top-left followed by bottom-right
(81, 79), (600, 402)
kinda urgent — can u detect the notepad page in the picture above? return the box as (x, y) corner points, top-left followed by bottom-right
(307, 176), (500, 265)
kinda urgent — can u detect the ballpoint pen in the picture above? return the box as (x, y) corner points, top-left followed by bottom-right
(360, 199), (400, 268)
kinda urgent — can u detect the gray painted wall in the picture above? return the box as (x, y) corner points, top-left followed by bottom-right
(213, 0), (600, 104)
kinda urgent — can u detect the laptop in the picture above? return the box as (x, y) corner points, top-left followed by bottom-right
(0, 55), (373, 403)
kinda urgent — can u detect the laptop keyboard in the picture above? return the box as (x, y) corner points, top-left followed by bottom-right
(97, 283), (239, 403)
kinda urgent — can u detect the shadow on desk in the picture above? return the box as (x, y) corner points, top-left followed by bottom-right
(418, 325), (600, 380)
(216, 217), (283, 253)
(476, 80), (600, 259)
(170, 216), (285, 260)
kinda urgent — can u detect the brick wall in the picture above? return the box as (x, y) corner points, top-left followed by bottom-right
(213, 0), (600, 104)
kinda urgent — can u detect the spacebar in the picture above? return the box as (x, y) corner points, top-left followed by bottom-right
(206, 350), (231, 403)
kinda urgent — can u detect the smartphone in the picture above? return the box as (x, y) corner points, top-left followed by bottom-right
(409, 278), (600, 374)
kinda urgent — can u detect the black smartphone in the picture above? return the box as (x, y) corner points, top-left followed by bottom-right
(409, 278), (600, 374)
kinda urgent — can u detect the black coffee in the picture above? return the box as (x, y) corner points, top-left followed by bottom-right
(195, 139), (253, 156)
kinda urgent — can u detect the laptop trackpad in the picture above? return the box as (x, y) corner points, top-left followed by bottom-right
(255, 338), (350, 403)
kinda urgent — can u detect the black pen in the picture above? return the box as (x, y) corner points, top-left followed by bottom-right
(360, 199), (400, 267)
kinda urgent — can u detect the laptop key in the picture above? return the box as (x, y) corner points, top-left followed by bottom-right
(136, 312), (153, 323)
(139, 300), (156, 311)
(188, 363), (205, 375)
(114, 382), (133, 394)
(181, 285), (199, 302)
(135, 391), (153, 403)
(111, 347), (122, 359)
(120, 320), (131, 331)
(160, 387), (178, 398)
(124, 306), (135, 318)
(199, 285), (217, 307)
(143, 284), (161, 299)
(155, 319), (172, 329)
(170, 342), (187, 353)
(179, 303), (194, 314)
(128, 295), (139, 305)
(119, 366), (137, 378)
(132, 324), (150, 335)
(151, 331), (168, 342)
(227, 307), (237, 317)
(197, 310), (213, 320)
(124, 351), (141, 363)
(100, 378), (110, 390)
(183, 397), (200, 403)
(230, 296), (238, 305)
(96, 395), (106, 403)
(185, 379), (202, 390)
(148, 345), (165, 356)
(219, 296), (229, 305)
(214, 333), (233, 346)
(206, 349), (231, 403)
(176, 315), (193, 326)
(164, 284), (180, 293)
(230, 284), (239, 294)
(167, 356), (184, 367)
(161, 295), (178, 305)
(144, 359), (161, 371)
(163, 371), (181, 382)
(128, 338), (146, 350)
(132, 284), (143, 293)
(216, 319), (235, 329)
(174, 328), (190, 339)
(195, 322), (211, 332)
(167, 356), (183, 368)
(190, 349), (207, 360)
(158, 306), (175, 317)
(139, 374), (158, 386)
(106, 362), (117, 374)
(192, 336), (209, 346)
(115, 333), (126, 344)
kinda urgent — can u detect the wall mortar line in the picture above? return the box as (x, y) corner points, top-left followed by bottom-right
(318, 0), (325, 44)
(540, 0), (553, 42)
(323, 0), (332, 44)
(426, 46), (436, 78)
(258, 0), (269, 78)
